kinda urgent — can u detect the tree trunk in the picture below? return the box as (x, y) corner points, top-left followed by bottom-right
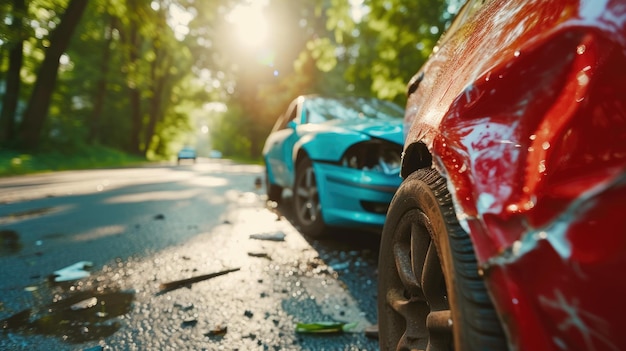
(127, 20), (143, 155)
(143, 53), (168, 156)
(0, 0), (26, 145)
(142, 8), (167, 156)
(88, 15), (114, 144)
(17, 0), (88, 150)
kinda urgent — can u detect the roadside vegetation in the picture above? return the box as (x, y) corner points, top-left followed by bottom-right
(0, 145), (147, 177)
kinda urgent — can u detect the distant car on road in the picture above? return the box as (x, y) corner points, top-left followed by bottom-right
(177, 147), (196, 164)
(377, 1), (626, 351)
(209, 150), (223, 159)
(263, 95), (404, 237)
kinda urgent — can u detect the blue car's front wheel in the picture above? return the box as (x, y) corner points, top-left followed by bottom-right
(293, 157), (326, 237)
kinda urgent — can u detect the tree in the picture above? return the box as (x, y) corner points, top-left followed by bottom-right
(17, 0), (88, 150)
(308, 0), (460, 104)
(0, 0), (26, 145)
(87, 12), (114, 144)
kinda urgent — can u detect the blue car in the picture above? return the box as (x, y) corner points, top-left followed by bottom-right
(262, 95), (404, 237)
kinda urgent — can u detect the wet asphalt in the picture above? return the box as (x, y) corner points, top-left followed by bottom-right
(0, 159), (381, 350)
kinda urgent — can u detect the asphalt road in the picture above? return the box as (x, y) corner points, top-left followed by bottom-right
(0, 159), (382, 351)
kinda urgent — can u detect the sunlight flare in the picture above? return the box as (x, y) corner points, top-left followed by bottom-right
(226, 1), (269, 50)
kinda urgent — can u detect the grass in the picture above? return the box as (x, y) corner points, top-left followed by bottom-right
(0, 145), (149, 177)
(228, 154), (264, 166)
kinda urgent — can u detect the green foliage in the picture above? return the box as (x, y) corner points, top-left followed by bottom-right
(0, 144), (147, 176)
(310, 0), (459, 104)
(209, 104), (251, 159)
(306, 38), (337, 73)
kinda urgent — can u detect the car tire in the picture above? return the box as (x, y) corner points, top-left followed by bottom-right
(293, 157), (326, 238)
(265, 169), (283, 203)
(378, 168), (507, 351)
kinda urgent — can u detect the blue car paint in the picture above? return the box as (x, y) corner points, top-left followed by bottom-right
(296, 119), (403, 162)
(295, 129), (370, 163)
(264, 127), (299, 188)
(266, 123), (389, 188)
(313, 162), (402, 228)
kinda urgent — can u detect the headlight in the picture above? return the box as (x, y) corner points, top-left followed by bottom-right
(341, 140), (402, 175)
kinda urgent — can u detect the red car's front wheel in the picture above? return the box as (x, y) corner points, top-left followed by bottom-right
(378, 168), (507, 351)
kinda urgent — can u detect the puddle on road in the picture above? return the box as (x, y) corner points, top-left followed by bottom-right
(1, 289), (134, 343)
(0, 229), (22, 255)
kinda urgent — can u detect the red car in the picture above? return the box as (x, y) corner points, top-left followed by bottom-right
(377, 0), (626, 350)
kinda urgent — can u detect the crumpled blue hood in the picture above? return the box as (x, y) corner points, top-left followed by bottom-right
(326, 118), (404, 145)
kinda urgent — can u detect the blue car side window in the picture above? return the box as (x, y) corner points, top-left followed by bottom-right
(307, 108), (326, 124)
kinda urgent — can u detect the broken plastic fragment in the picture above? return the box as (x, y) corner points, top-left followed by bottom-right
(52, 261), (93, 282)
(295, 321), (358, 333)
(330, 262), (350, 271)
(174, 302), (194, 311)
(249, 232), (286, 242)
(71, 297), (98, 311)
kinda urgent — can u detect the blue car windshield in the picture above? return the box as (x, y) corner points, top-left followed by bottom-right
(304, 97), (404, 124)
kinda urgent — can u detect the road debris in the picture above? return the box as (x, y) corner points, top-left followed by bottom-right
(70, 297), (98, 311)
(204, 326), (227, 338)
(247, 252), (271, 259)
(249, 231), (285, 242)
(157, 268), (240, 294)
(174, 302), (194, 311)
(181, 319), (198, 327)
(330, 261), (350, 271)
(51, 261), (93, 282)
(295, 321), (359, 334)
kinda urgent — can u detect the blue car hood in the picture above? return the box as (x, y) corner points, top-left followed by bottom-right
(326, 119), (404, 145)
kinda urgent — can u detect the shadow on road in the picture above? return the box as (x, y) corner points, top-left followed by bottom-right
(270, 193), (382, 256)
(269, 192), (382, 328)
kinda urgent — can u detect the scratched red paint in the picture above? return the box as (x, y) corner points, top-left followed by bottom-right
(403, 0), (626, 349)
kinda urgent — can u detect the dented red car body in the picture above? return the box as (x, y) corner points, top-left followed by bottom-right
(400, 0), (626, 349)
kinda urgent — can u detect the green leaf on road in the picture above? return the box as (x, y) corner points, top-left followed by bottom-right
(295, 321), (358, 333)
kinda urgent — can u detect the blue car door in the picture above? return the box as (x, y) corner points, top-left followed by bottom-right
(265, 100), (302, 188)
